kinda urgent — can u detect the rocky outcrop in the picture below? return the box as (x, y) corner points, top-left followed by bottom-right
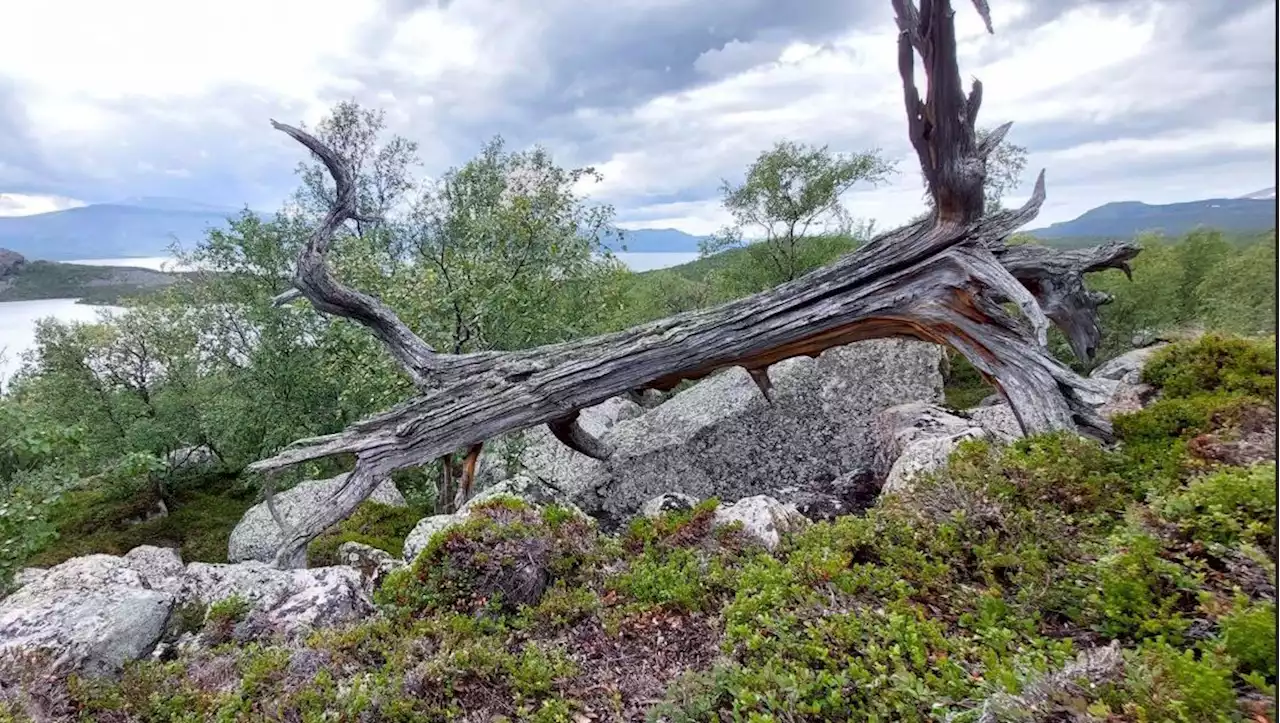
(874, 402), (990, 495)
(1, 545), (378, 678)
(338, 542), (405, 590)
(1091, 344), (1168, 386)
(181, 562), (372, 635)
(0, 553), (176, 678)
(712, 496), (809, 550)
(483, 340), (944, 521)
(228, 473), (407, 564)
(770, 467), (879, 521)
(0, 248), (25, 279)
(165, 445), (219, 473)
(472, 395), (644, 497)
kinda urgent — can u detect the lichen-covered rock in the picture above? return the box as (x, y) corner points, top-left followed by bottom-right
(0, 555), (175, 677)
(165, 445), (219, 472)
(639, 492), (700, 519)
(337, 541), (404, 590)
(471, 396), (644, 497)
(228, 474), (407, 564)
(1089, 344), (1169, 419)
(181, 562), (372, 636)
(771, 467), (878, 521)
(1091, 344), (1169, 385)
(873, 402), (991, 496)
(966, 404), (1024, 443)
(402, 514), (464, 563)
(404, 476), (588, 563)
(712, 496), (809, 550)
(873, 402), (978, 480)
(882, 430), (986, 495)
(460, 475), (586, 517)
(122, 546), (185, 596)
(577, 340), (944, 519)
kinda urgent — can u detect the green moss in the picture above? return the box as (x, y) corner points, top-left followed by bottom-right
(25, 475), (254, 567)
(306, 500), (423, 566)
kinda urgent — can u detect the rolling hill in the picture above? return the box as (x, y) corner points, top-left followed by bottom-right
(1028, 192), (1276, 242)
(0, 198), (256, 261)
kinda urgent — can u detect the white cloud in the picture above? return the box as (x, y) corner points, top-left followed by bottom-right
(0, 193), (85, 217)
(0, 0), (1273, 236)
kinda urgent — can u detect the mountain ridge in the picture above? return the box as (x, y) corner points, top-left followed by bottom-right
(0, 190), (1275, 262)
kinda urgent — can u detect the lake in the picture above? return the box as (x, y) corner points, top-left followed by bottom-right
(0, 252), (700, 385)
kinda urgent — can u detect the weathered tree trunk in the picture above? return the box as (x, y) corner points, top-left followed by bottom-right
(254, 0), (1139, 568)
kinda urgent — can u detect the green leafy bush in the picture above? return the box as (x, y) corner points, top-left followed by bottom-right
(1156, 463), (1277, 549)
(1143, 333), (1277, 400)
(376, 497), (599, 617)
(1218, 596), (1278, 680)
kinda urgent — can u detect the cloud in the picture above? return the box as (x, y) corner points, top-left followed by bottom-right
(0, 0), (1273, 233)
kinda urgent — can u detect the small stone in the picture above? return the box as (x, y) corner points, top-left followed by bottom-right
(639, 492), (699, 519)
(713, 496), (809, 550)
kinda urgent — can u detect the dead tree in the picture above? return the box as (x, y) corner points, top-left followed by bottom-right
(251, 0), (1140, 568)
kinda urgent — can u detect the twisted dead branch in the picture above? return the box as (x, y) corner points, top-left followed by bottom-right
(251, 0), (1139, 568)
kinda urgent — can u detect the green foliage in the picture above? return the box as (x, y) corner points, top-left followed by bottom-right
(1104, 643), (1240, 722)
(24, 475), (253, 567)
(1143, 333), (1277, 400)
(377, 499), (600, 617)
(307, 500), (425, 565)
(700, 140), (892, 286)
(1156, 463), (1277, 549)
(1218, 596), (1278, 680)
(1086, 529), (1199, 640)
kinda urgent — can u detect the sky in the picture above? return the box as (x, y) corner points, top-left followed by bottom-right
(0, 0), (1274, 234)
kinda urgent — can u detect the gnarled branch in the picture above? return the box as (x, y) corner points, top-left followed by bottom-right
(253, 0), (1138, 568)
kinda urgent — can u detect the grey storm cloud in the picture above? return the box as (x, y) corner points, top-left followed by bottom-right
(0, 0), (1274, 225)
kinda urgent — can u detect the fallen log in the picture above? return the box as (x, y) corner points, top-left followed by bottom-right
(251, 0), (1139, 568)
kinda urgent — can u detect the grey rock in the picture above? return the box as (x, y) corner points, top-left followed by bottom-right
(1090, 344), (1169, 419)
(181, 562), (373, 636)
(460, 475), (586, 517)
(1090, 344), (1169, 386)
(582, 339), (945, 519)
(337, 541), (405, 590)
(402, 514), (464, 563)
(122, 546), (185, 595)
(10, 568), (47, 590)
(874, 402), (989, 496)
(966, 404), (1024, 443)
(472, 396), (643, 496)
(882, 430), (986, 495)
(404, 475), (589, 563)
(0, 555), (175, 677)
(873, 401), (977, 480)
(772, 467), (878, 521)
(713, 496), (809, 550)
(165, 445), (219, 472)
(228, 473), (407, 564)
(639, 492), (700, 519)
(977, 393), (1006, 407)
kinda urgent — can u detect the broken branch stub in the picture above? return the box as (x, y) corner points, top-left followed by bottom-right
(255, 0), (1138, 568)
